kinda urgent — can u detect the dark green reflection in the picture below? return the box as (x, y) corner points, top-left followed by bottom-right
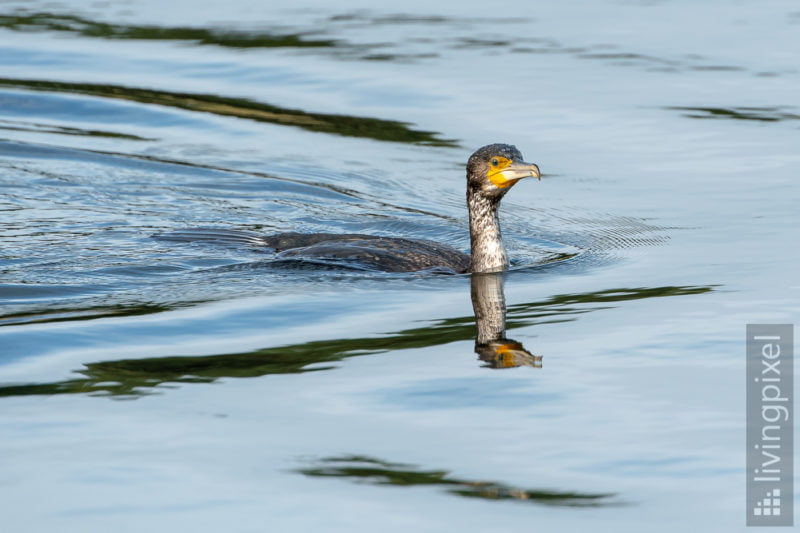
(0, 285), (712, 399)
(0, 118), (152, 141)
(0, 302), (184, 327)
(0, 12), (336, 48)
(0, 78), (456, 146)
(667, 106), (800, 122)
(299, 455), (618, 507)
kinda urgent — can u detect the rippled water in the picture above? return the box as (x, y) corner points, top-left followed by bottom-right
(1, 1), (798, 531)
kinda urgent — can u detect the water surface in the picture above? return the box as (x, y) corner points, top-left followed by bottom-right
(1, 0), (798, 531)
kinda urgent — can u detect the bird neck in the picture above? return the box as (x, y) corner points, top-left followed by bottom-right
(467, 190), (507, 273)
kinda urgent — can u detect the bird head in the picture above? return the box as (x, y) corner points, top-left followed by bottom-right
(466, 143), (540, 200)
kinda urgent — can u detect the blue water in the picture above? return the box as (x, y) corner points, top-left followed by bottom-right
(1, 1), (798, 531)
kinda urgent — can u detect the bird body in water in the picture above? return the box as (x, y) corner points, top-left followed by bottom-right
(157, 144), (540, 273)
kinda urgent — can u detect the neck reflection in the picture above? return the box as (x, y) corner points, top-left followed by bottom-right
(470, 272), (542, 369)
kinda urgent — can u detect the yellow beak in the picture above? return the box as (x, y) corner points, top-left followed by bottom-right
(489, 160), (541, 188)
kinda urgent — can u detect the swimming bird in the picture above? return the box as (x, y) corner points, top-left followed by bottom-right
(156, 143), (540, 273)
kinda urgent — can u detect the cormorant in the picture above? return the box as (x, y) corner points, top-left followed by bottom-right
(156, 143), (540, 273)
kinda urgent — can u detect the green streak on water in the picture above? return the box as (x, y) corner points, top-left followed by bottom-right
(0, 285), (712, 399)
(666, 106), (800, 122)
(0, 78), (457, 146)
(299, 455), (619, 507)
(0, 12), (337, 48)
(0, 303), (181, 327)
(0, 118), (153, 140)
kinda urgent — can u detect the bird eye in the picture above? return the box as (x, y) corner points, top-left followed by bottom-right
(491, 158), (499, 166)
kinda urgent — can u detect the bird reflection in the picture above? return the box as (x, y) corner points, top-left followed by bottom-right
(470, 272), (542, 368)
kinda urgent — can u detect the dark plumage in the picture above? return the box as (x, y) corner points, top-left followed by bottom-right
(263, 232), (470, 273)
(156, 143), (540, 273)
